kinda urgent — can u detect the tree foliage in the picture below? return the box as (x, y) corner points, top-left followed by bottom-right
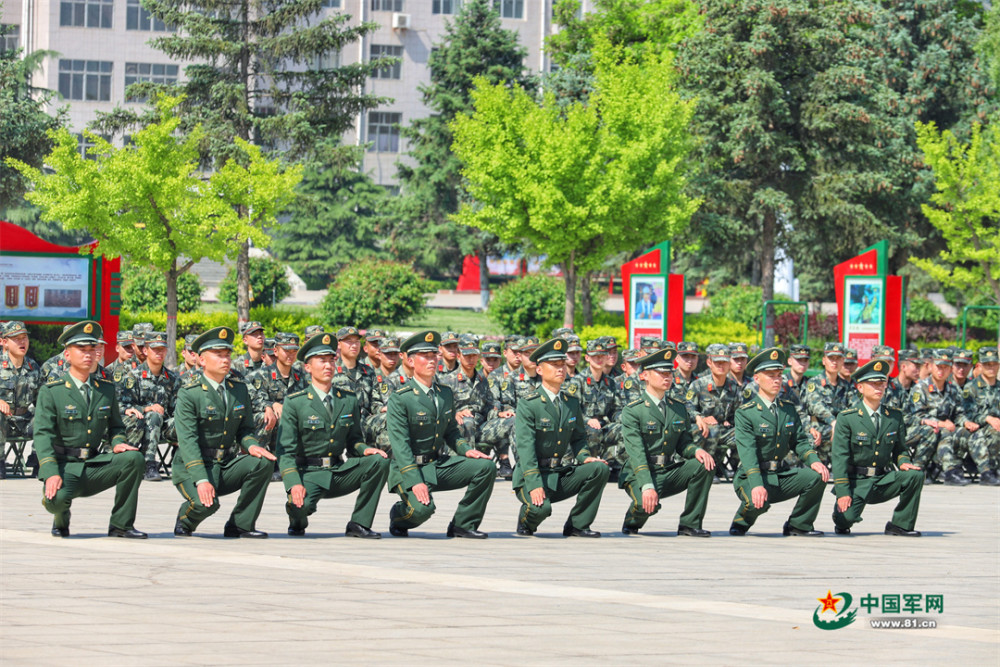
(122, 265), (203, 313)
(219, 256), (293, 308)
(318, 260), (429, 329)
(912, 121), (1000, 305)
(452, 44), (698, 326)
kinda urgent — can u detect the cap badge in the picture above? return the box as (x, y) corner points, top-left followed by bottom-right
(323, 335), (331, 344)
(770, 350), (779, 360)
(83, 323), (93, 334)
(220, 329), (228, 339)
(874, 362), (882, 371)
(425, 333), (434, 342)
(554, 341), (562, 350)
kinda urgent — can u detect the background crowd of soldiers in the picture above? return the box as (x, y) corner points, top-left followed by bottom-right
(1, 319), (998, 489)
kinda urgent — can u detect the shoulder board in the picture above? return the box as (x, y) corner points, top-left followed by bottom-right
(46, 378), (63, 386)
(360, 365), (371, 375)
(228, 376), (245, 384)
(626, 398), (644, 408)
(286, 389), (308, 400)
(523, 392), (541, 402)
(837, 407), (855, 416)
(738, 401), (756, 410)
(339, 387), (356, 395)
(396, 385), (415, 395)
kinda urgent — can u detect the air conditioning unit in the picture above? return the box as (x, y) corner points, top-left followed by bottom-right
(392, 12), (411, 29)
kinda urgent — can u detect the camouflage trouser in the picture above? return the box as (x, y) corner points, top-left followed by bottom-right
(584, 421), (624, 466)
(808, 422), (835, 466)
(365, 412), (391, 453)
(908, 424), (955, 469)
(934, 427), (975, 471)
(693, 424), (736, 474)
(252, 413), (278, 452)
(968, 426), (1000, 472)
(123, 412), (176, 464)
(479, 415), (514, 460)
(1, 414), (35, 471)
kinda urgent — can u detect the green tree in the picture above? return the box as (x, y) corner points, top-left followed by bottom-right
(451, 44), (699, 327)
(8, 97), (302, 366)
(388, 0), (535, 285)
(319, 260), (428, 329)
(271, 151), (387, 289)
(219, 255), (292, 308)
(981, 4), (1000, 90)
(92, 0), (391, 325)
(912, 121), (1000, 305)
(122, 265), (203, 313)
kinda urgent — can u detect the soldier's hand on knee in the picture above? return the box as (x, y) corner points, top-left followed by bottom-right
(45, 475), (63, 500)
(900, 462), (920, 471)
(587, 418), (602, 430)
(412, 483), (431, 505)
(148, 404), (165, 415)
(112, 443), (140, 453)
(810, 428), (821, 446)
(939, 419), (956, 432)
(464, 449), (490, 459)
(529, 487), (546, 506)
(263, 407), (278, 430)
(751, 485), (767, 509)
(125, 408), (144, 420)
(963, 421), (979, 433)
(836, 496), (852, 512)
(289, 484), (306, 508)
(583, 457), (607, 465)
(642, 489), (659, 514)
(0, 399), (10, 416)
(363, 447), (388, 458)
(248, 445), (277, 461)
(695, 448), (715, 470)
(811, 461), (830, 482)
(196, 481), (215, 507)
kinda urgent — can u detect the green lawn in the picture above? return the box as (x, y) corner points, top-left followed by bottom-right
(376, 308), (501, 336)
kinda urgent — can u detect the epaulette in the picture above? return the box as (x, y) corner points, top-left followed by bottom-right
(286, 389), (308, 400)
(738, 401), (756, 410)
(46, 378), (63, 386)
(523, 391), (541, 402)
(395, 385), (415, 395)
(627, 398), (644, 408)
(94, 376), (112, 386)
(837, 407), (856, 417)
(338, 387), (356, 395)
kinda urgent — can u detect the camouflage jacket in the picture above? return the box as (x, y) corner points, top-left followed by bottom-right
(962, 376), (999, 423)
(907, 377), (967, 426)
(246, 364), (307, 417)
(439, 368), (494, 422)
(40, 353), (70, 383)
(231, 352), (266, 378)
(489, 370), (541, 413)
(883, 377), (915, 413)
(371, 368), (410, 414)
(684, 374), (741, 425)
(0, 354), (41, 415)
(106, 358), (139, 380)
(802, 375), (851, 428)
(620, 373), (645, 405)
(565, 368), (621, 424)
(436, 361), (460, 376)
(669, 372), (695, 403)
(777, 371), (810, 424)
(331, 362), (375, 417)
(118, 362), (180, 418)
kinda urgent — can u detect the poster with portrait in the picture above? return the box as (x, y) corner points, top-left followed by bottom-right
(0, 254), (91, 320)
(842, 275), (885, 364)
(629, 275), (666, 348)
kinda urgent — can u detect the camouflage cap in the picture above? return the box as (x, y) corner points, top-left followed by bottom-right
(852, 359), (889, 383)
(183, 334), (198, 350)
(132, 322), (153, 344)
(728, 342), (749, 359)
(638, 348), (675, 371)
(706, 343), (730, 361)
(240, 321), (264, 336)
(336, 326), (361, 340)
(274, 332), (300, 349)
(746, 347), (786, 375)
(622, 348), (643, 362)
(551, 327), (575, 339)
(844, 348), (859, 364)
(58, 320), (102, 347)
(297, 332), (336, 362)
(897, 348), (919, 363)
(1, 321), (27, 337)
(919, 347), (934, 362)
(143, 331), (168, 348)
(303, 325), (326, 340)
(517, 336), (540, 352)
(661, 341), (676, 351)
(263, 338), (275, 353)
(564, 335), (583, 352)
(952, 348), (973, 364)
(401, 330), (440, 354)
(586, 339), (609, 354)
(978, 346), (998, 363)
(930, 348), (953, 365)
(365, 328), (387, 343)
(789, 343), (811, 358)
(676, 341), (698, 354)
(380, 336), (401, 354)
(529, 338), (568, 364)
(480, 341), (502, 358)
(439, 331), (461, 346)
(192, 326), (234, 353)
(639, 336), (664, 351)
(117, 330), (135, 345)
(871, 345), (895, 361)
(823, 342), (845, 357)
(459, 334), (480, 355)
(600, 336), (619, 350)
(504, 334), (520, 349)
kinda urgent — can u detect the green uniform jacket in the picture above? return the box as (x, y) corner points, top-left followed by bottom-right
(172, 377), (258, 486)
(513, 391), (590, 493)
(386, 381), (470, 490)
(831, 404), (910, 499)
(620, 394), (697, 490)
(33, 374), (127, 479)
(276, 386), (368, 490)
(735, 394), (821, 488)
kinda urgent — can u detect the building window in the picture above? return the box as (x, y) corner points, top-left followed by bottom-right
(371, 0), (403, 11)
(368, 112), (401, 152)
(381, 185), (401, 196)
(126, 0), (172, 31)
(124, 62), (179, 101)
(493, 0), (522, 19)
(321, 0), (341, 7)
(1, 24), (19, 52)
(60, 0), (113, 28)
(76, 133), (110, 159)
(432, 0), (459, 14)
(314, 49), (341, 70)
(59, 60), (113, 101)
(370, 45), (402, 80)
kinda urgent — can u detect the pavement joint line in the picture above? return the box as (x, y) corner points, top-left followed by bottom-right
(2, 527), (994, 645)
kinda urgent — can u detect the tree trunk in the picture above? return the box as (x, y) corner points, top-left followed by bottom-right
(563, 252), (576, 328)
(165, 264), (179, 369)
(236, 236), (250, 325)
(580, 270), (594, 327)
(478, 248), (490, 312)
(761, 210), (777, 347)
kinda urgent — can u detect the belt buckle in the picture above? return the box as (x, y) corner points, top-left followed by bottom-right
(321, 457), (332, 467)
(78, 449), (90, 460)
(215, 450), (225, 461)
(866, 466), (877, 476)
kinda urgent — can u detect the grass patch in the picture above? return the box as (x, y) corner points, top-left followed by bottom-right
(376, 308), (501, 336)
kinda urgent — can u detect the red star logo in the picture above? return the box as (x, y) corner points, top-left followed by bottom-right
(817, 590), (841, 614)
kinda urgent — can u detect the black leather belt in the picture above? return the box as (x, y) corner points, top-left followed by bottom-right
(760, 461), (788, 473)
(414, 454), (438, 465)
(54, 445), (92, 460)
(852, 465), (890, 477)
(201, 449), (227, 462)
(297, 456), (338, 467)
(538, 457), (563, 468)
(651, 455), (669, 466)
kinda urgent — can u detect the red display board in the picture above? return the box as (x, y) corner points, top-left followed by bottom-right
(622, 241), (684, 347)
(1, 221), (121, 363)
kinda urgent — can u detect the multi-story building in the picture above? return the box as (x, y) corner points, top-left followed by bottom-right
(2, 0), (569, 186)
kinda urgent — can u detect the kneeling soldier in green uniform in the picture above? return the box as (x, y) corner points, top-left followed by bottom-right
(831, 359), (923, 536)
(730, 348), (830, 536)
(620, 348), (714, 537)
(386, 331), (495, 538)
(34, 321), (147, 538)
(172, 327), (276, 538)
(278, 333), (390, 538)
(514, 338), (610, 537)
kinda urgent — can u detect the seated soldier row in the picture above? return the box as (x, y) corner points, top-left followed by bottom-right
(31, 322), (939, 540)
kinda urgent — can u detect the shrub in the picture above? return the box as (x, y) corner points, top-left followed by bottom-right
(489, 275), (566, 335)
(684, 314), (757, 349)
(577, 325), (626, 348)
(218, 256), (292, 308)
(535, 309), (626, 339)
(24, 324), (64, 366)
(121, 266), (202, 313)
(907, 296), (948, 324)
(773, 311), (839, 346)
(318, 260), (429, 329)
(703, 284), (794, 330)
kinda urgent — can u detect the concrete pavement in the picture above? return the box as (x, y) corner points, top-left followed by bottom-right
(1, 477), (996, 665)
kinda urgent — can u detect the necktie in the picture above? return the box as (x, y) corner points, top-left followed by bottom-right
(769, 403), (777, 419)
(873, 411), (880, 432)
(428, 388), (438, 418)
(217, 384), (226, 410)
(323, 394), (333, 418)
(659, 400), (667, 422)
(82, 383), (91, 409)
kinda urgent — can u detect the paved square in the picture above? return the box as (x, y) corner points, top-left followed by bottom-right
(1, 477), (997, 665)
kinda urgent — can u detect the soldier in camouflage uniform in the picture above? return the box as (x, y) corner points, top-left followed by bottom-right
(131, 323), (154, 365)
(886, 348), (920, 412)
(437, 331), (461, 376)
(566, 339), (624, 474)
(332, 326), (376, 422)
(501, 335), (521, 375)
(841, 348), (859, 382)
(40, 325), (75, 383)
(728, 343), (750, 390)
(0, 321), (42, 478)
(639, 336), (664, 355)
(262, 338), (276, 367)
(779, 344), (812, 418)
(671, 341), (699, 402)
(480, 341), (503, 376)
(367, 336), (408, 452)
(303, 325), (326, 342)
(232, 321), (266, 377)
(685, 343), (742, 479)
(246, 332), (306, 481)
(965, 347), (1000, 485)
(481, 337), (541, 466)
(106, 330), (137, 378)
(908, 348), (969, 485)
(439, 336), (496, 463)
(362, 328), (386, 368)
(118, 331), (180, 481)
(802, 342), (852, 465)
(179, 334), (201, 379)
(564, 335), (583, 380)
(618, 349), (645, 405)
(604, 336), (623, 380)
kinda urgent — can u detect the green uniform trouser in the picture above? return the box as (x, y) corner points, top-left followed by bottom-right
(516, 461), (610, 533)
(175, 455), (272, 533)
(623, 458), (713, 531)
(286, 455), (390, 531)
(732, 467), (825, 532)
(390, 457), (496, 532)
(832, 469), (924, 532)
(42, 450), (145, 530)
